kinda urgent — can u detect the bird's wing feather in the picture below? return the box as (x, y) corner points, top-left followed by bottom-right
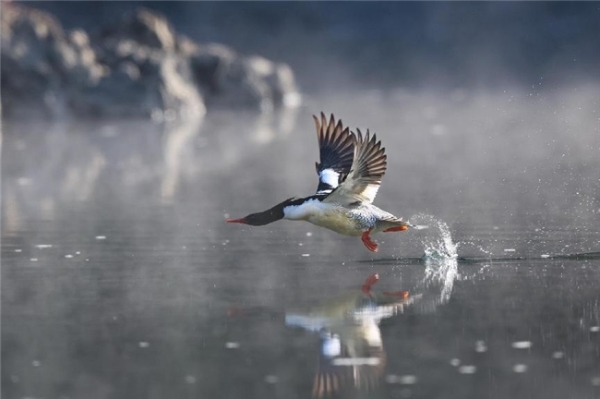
(314, 113), (355, 195)
(323, 128), (387, 205)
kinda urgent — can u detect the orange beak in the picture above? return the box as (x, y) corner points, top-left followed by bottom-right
(226, 218), (248, 224)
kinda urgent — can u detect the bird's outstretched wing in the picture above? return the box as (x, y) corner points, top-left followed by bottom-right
(324, 128), (387, 205)
(313, 113), (355, 195)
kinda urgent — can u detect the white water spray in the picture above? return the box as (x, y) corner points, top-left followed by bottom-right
(411, 214), (458, 304)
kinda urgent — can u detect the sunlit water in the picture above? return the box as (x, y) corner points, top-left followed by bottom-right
(2, 87), (600, 399)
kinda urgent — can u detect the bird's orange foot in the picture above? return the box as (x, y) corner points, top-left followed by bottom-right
(384, 225), (408, 232)
(383, 290), (410, 299)
(362, 273), (380, 295)
(361, 230), (379, 252)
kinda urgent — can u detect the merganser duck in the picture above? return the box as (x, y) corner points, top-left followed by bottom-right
(227, 113), (414, 252)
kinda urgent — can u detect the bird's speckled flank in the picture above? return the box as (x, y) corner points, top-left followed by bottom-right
(283, 200), (405, 236)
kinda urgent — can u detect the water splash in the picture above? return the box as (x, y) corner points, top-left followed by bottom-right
(411, 214), (458, 304)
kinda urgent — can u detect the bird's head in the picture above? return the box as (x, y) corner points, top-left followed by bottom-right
(226, 197), (300, 226)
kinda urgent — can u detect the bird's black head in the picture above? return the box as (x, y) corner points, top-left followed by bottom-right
(226, 197), (301, 226)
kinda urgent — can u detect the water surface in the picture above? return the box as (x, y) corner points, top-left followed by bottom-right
(2, 87), (600, 398)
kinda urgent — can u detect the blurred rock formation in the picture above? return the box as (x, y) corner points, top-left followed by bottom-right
(0, 4), (300, 119)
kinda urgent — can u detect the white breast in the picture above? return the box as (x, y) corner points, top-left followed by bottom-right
(283, 199), (362, 236)
(283, 198), (331, 220)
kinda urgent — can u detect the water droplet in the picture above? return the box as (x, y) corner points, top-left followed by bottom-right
(450, 358), (460, 367)
(184, 375), (196, 384)
(95, 236), (106, 240)
(513, 364), (528, 373)
(475, 340), (487, 353)
(512, 341), (532, 349)
(458, 365), (477, 374)
(139, 342), (150, 348)
(399, 375), (418, 385)
(225, 342), (240, 349)
(264, 375), (278, 384)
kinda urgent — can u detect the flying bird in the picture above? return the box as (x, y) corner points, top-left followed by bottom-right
(227, 113), (417, 252)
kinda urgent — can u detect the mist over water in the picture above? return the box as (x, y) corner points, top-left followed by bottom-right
(4, 86), (600, 399)
(3, 3), (600, 399)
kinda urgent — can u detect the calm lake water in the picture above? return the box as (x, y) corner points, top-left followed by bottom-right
(2, 86), (600, 399)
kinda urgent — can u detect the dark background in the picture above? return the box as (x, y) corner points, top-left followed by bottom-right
(28, 2), (600, 91)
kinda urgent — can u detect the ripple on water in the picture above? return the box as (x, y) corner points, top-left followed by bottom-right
(386, 375), (418, 385)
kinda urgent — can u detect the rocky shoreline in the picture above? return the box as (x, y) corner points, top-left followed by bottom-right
(1, 4), (301, 119)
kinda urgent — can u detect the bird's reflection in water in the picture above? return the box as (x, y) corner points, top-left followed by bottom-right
(285, 274), (420, 398)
